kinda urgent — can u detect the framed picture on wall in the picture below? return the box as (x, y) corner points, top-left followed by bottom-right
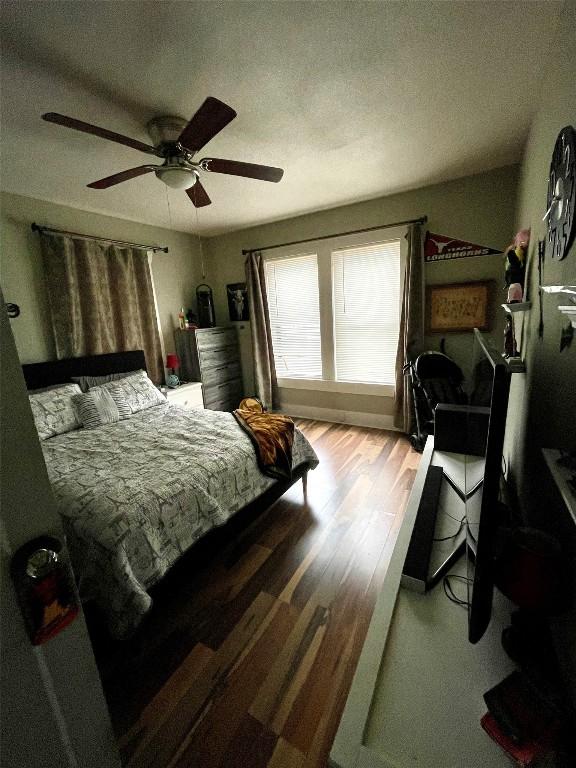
(227, 282), (249, 321)
(427, 281), (493, 333)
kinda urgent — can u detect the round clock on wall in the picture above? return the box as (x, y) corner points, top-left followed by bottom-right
(546, 125), (576, 261)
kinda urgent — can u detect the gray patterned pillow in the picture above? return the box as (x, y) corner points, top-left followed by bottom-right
(72, 389), (131, 429)
(29, 383), (82, 440)
(71, 369), (143, 393)
(100, 370), (165, 414)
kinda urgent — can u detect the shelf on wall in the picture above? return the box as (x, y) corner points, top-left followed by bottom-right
(540, 285), (576, 329)
(540, 285), (576, 296)
(557, 305), (576, 329)
(504, 356), (526, 373)
(542, 449), (576, 526)
(501, 301), (532, 313)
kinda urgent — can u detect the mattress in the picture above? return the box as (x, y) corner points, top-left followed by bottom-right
(42, 402), (318, 637)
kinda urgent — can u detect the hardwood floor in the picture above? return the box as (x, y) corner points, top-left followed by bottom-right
(96, 420), (419, 768)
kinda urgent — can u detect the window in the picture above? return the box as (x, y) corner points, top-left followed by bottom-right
(265, 253), (322, 378)
(264, 229), (404, 393)
(332, 241), (400, 384)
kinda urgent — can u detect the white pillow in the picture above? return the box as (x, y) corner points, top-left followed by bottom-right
(99, 370), (165, 414)
(29, 383), (82, 440)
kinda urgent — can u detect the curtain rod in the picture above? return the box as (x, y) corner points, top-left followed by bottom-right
(241, 216), (427, 256)
(31, 223), (169, 253)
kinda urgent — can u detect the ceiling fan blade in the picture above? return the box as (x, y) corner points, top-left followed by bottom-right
(87, 166), (157, 189)
(42, 113), (160, 156)
(178, 97), (237, 153)
(200, 157), (283, 183)
(186, 180), (211, 207)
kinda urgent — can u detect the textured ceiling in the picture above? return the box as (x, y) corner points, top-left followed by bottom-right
(0, 1), (562, 236)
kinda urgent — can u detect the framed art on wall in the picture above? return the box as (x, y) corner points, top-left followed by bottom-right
(227, 282), (249, 321)
(427, 281), (493, 333)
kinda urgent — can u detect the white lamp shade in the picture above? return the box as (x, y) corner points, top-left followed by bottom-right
(155, 167), (197, 190)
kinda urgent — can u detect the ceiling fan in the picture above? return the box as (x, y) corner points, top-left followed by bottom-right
(42, 97), (284, 207)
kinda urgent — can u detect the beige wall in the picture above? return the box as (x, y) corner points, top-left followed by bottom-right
(504, 2), (576, 698)
(0, 192), (202, 364)
(3, 171), (517, 415)
(504, 2), (576, 496)
(205, 165), (519, 418)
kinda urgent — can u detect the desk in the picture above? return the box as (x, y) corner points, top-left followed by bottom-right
(330, 437), (514, 768)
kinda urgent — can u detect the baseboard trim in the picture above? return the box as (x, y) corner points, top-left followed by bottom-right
(281, 403), (398, 431)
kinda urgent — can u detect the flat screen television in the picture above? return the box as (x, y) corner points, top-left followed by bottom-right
(466, 328), (512, 644)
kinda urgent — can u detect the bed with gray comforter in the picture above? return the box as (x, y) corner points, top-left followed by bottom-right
(42, 403), (318, 637)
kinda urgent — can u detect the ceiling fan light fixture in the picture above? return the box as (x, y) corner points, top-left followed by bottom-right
(155, 166), (198, 190)
(42, 98), (283, 208)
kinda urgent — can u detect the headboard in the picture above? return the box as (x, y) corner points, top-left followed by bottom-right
(22, 350), (147, 390)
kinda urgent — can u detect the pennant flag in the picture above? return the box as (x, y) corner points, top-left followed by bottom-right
(424, 232), (502, 263)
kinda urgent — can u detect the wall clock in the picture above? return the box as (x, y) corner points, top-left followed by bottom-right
(545, 125), (576, 261)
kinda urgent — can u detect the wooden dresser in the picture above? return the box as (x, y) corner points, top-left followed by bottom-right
(174, 327), (243, 411)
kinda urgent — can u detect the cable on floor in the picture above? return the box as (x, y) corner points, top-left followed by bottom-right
(443, 574), (471, 609)
(433, 515), (465, 541)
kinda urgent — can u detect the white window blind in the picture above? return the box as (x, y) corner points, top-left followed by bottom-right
(332, 240), (401, 385)
(265, 253), (322, 378)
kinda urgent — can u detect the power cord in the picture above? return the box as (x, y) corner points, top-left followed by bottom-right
(444, 509), (464, 523)
(443, 574), (471, 609)
(433, 514), (465, 541)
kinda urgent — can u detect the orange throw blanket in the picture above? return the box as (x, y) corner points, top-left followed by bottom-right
(233, 397), (295, 480)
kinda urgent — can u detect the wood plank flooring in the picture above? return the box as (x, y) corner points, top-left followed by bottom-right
(94, 420), (419, 768)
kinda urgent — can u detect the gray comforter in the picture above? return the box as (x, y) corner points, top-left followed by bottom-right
(42, 403), (318, 637)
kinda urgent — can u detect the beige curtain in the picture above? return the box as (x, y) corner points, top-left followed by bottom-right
(394, 223), (424, 433)
(245, 251), (279, 411)
(40, 233), (163, 383)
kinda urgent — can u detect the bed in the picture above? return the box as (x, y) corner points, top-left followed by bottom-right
(23, 350), (318, 638)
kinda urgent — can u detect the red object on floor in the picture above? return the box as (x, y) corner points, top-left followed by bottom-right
(481, 712), (552, 767)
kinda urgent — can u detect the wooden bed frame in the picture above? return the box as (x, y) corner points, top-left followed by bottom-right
(22, 349), (148, 390)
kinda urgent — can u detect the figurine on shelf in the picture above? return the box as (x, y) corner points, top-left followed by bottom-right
(503, 315), (517, 358)
(504, 228), (530, 303)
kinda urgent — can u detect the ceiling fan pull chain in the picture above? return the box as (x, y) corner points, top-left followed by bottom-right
(165, 185), (173, 230)
(195, 203), (206, 279)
